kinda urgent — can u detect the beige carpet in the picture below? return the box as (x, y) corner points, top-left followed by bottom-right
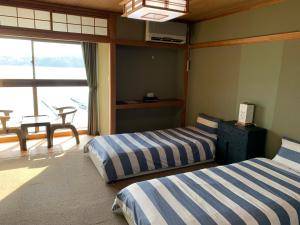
(0, 149), (217, 225)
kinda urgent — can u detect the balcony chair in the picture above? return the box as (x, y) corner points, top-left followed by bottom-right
(50, 106), (80, 145)
(0, 110), (26, 150)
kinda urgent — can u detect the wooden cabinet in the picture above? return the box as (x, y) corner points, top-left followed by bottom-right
(216, 121), (266, 164)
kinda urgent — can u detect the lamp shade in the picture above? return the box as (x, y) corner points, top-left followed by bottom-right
(238, 103), (255, 125)
(122, 0), (188, 22)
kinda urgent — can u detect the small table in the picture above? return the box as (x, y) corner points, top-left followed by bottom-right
(21, 115), (52, 151)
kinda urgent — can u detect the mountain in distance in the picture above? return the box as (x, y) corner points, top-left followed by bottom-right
(0, 56), (84, 67)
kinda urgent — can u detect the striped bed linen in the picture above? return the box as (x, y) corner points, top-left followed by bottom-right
(84, 126), (216, 183)
(112, 158), (300, 225)
(273, 138), (300, 173)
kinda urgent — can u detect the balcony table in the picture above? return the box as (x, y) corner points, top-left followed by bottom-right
(21, 115), (52, 151)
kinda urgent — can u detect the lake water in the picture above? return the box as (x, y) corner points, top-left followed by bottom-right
(0, 65), (86, 80)
(0, 66), (88, 129)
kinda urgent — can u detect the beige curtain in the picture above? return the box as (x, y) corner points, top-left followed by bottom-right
(82, 42), (99, 135)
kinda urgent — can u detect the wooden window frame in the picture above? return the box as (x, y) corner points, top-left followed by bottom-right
(0, 129), (87, 143)
(0, 37), (88, 142)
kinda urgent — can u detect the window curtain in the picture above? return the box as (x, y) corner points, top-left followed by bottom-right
(82, 42), (99, 135)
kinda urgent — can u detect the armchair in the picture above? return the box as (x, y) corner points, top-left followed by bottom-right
(50, 106), (80, 145)
(0, 110), (26, 150)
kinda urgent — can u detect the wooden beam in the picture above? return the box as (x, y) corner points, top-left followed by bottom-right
(0, 26), (110, 43)
(189, 31), (300, 49)
(0, 79), (87, 87)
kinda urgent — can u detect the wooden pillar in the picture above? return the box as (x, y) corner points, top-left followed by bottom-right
(109, 15), (117, 134)
(181, 47), (189, 127)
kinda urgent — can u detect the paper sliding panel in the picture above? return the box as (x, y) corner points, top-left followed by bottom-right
(18, 8), (34, 19)
(82, 26), (94, 35)
(68, 24), (81, 33)
(35, 10), (50, 21)
(0, 16), (18, 27)
(82, 17), (94, 26)
(52, 13), (67, 23)
(0, 5), (17, 17)
(95, 18), (107, 27)
(35, 20), (51, 30)
(95, 27), (107, 36)
(0, 4), (108, 37)
(53, 22), (67, 32)
(67, 15), (81, 25)
(18, 18), (35, 28)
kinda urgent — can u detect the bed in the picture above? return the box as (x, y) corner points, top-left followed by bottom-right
(84, 113), (220, 183)
(112, 138), (300, 225)
(85, 126), (216, 183)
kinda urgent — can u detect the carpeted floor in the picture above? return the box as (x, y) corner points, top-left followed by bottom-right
(0, 149), (217, 225)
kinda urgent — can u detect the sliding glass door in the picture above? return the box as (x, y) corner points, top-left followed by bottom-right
(0, 37), (88, 131)
(0, 38), (33, 79)
(38, 86), (88, 128)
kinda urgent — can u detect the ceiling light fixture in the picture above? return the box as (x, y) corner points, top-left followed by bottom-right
(120, 0), (188, 22)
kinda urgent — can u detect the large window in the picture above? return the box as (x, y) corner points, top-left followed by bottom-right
(34, 41), (87, 80)
(0, 37), (88, 130)
(0, 39), (33, 79)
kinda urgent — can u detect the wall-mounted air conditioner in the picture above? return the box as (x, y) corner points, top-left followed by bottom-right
(145, 21), (187, 44)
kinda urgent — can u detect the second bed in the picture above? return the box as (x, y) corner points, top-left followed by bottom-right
(85, 126), (217, 183)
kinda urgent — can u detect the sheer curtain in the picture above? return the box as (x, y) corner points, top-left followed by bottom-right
(82, 42), (99, 135)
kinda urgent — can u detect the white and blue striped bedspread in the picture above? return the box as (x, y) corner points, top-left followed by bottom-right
(112, 158), (300, 225)
(84, 126), (216, 183)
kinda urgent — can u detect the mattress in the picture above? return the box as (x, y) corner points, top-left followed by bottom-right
(84, 126), (216, 183)
(112, 158), (300, 225)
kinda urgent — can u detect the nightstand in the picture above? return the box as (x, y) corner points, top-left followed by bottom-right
(216, 121), (267, 164)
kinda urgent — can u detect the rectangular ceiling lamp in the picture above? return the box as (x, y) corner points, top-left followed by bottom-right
(122, 0), (188, 22)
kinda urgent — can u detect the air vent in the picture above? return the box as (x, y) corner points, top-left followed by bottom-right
(145, 21), (187, 44)
(151, 37), (184, 43)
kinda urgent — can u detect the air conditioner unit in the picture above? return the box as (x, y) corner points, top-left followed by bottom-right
(145, 21), (187, 44)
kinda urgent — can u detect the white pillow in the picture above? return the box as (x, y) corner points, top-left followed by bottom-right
(273, 138), (300, 172)
(196, 113), (221, 134)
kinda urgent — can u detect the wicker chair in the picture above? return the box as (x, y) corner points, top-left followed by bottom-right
(50, 106), (80, 145)
(0, 110), (26, 150)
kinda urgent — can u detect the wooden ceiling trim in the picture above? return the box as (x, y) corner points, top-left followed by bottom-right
(189, 31), (300, 48)
(0, 0), (285, 22)
(0, 0), (120, 18)
(190, 0), (285, 23)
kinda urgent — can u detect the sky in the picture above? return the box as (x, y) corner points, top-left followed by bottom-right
(0, 37), (83, 58)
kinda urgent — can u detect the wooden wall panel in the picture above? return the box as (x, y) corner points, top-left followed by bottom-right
(189, 31), (300, 48)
